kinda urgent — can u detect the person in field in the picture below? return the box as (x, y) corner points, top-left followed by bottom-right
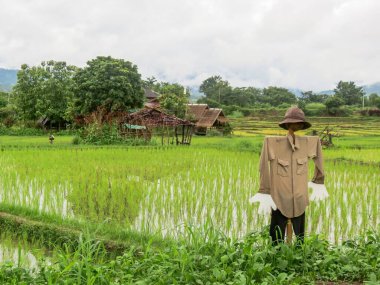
(250, 107), (328, 244)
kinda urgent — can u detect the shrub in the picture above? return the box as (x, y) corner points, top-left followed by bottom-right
(304, 103), (327, 116)
(229, 110), (244, 118)
(72, 135), (81, 145)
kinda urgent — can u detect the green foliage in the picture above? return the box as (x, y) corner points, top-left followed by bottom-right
(325, 96), (345, 115)
(199, 75), (231, 103)
(79, 122), (152, 146)
(0, 126), (46, 136)
(12, 61), (76, 123)
(262, 86), (297, 106)
(229, 110), (244, 118)
(199, 76), (262, 107)
(299, 90), (327, 104)
(304, 103), (327, 116)
(0, 90), (8, 107)
(73, 56), (144, 117)
(368, 93), (380, 108)
(72, 135), (81, 145)
(0, 105), (17, 127)
(157, 82), (189, 118)
(334, 80), (365, 105)
(0, 228), (378, 284)
(196, 96), (222, 108)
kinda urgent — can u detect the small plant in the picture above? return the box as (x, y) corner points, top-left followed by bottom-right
(72, 135), (81, 145)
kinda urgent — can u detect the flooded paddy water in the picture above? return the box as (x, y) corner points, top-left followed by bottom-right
(0, 143), (378, 248)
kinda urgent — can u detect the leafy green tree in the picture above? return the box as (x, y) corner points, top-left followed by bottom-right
(300, 91), (327, 104)
(37, 61), (76, 122)
(262, 86), (297, 106)
(196, 97), (222, 108)
(157, 82), (189, 118)
(13, 61), (76, 123)
(142, 76), (158, 90)
(334, 81), (364, 105)
(199, 76), (232, 104)
(368, 93), (380, 107)
(325, 95), (345, 115)
(13, 64), (43, 121)
(223, 87), (262, 107)
(0, 91), (8, 107)
(72, 56), (144, 116)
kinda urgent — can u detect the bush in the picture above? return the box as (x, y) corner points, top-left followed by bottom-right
(79, 122), (154, 146)
(72, 135), (81, 145)
(206, 129), (223, 137)
(304, 103), (327, 116)
(229, 110), (244, 118)
(0, 126), (46, 136)
(359, 108), (380, 116)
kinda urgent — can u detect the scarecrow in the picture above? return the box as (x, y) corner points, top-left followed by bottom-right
(250, 107), (328, 243)
(49, 133), (55, 144)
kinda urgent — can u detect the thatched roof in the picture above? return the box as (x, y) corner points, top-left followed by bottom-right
(144, 88), (160, 100)
(197, 108), (226, 128)
(186, 104), (208, 121)
(186, 104), (228, 128)
(125, 107), (193, 127)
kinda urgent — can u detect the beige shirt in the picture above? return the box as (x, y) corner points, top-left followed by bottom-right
(258, 135), (325, 218)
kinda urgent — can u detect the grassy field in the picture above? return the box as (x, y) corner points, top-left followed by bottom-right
(0, 116), (379, 284)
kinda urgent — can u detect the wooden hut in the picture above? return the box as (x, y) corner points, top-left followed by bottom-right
(144, 88), (161, 108)
(186, 104), (230, 135)
(123, 107), (194, 145)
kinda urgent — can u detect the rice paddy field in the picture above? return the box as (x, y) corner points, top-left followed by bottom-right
(0, 116), (379, 284)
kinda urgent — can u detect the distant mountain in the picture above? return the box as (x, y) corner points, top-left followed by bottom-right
(363, 82), (380, 95)
(317, 89), (334, 96)
(0, 68), (18, 91)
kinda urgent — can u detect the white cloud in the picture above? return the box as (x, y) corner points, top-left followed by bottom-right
(0, 0), (379, 91)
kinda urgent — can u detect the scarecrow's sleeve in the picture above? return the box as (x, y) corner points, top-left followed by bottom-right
(258, 137), (272, 194)
(310, 138), (325, 184)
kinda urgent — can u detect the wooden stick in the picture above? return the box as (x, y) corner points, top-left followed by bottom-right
(286, 218), (293, 244)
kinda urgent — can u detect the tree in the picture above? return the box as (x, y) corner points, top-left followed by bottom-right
(142, 76), (158, 90)
(334, 81), (364, 105)
(325, 95), (344, 115)
(13, 64), (43, 121)
(299, 91), (326, 104)
(368, 93), (380, 107)
(12, 61), (76, 123)
(157, 82), (189, 118)
(222, 87), (262, 107)
(262, 86), (297, 106)
(199, 76), (231, 104)
(72, 56), (144, 116)
(0, 91), (8, 108)
(37, 61), (76, 123)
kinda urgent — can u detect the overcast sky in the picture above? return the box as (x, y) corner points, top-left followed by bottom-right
(1, 0), (379, 91)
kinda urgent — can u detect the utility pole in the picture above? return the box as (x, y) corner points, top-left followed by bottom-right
(362, 93), (365, 109)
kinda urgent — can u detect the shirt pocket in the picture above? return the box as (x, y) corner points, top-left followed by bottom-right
(296, 157), (308, 175)
(277, 158), (289, 177)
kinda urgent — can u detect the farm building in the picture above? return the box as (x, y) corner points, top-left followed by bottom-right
(144, 88), (161, 108)
(186, 104), (230, 135)
(123, 107), (194, 145)
(37, 116), (68, 131)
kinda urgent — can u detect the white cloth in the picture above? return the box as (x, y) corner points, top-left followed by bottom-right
(308, 181), (329, 201)
(249, 193), (277, 215)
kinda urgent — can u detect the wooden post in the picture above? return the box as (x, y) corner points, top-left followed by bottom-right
(286, 218), (293, 244)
